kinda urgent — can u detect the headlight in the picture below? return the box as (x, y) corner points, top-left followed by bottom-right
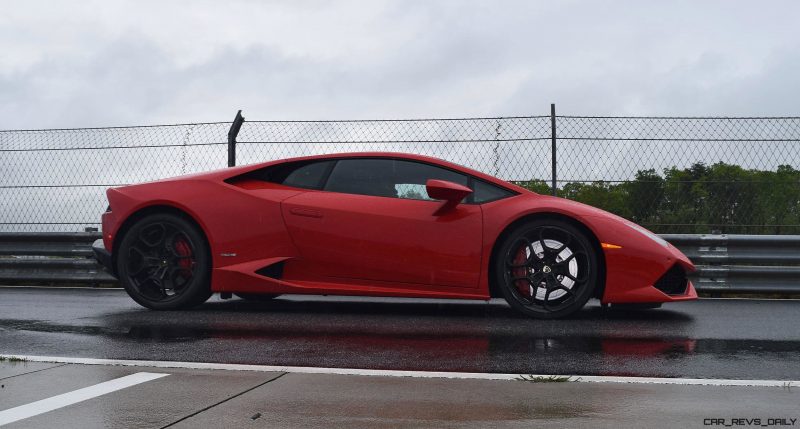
(627, 222), (669, 247)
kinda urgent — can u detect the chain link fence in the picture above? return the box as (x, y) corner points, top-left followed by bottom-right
(555, 116), (800, 233)
(1, 110), (799, 233)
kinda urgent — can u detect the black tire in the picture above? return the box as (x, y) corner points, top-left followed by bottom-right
(494, 218), (599, 319)
(234, 293), (281, 301)
(117, 213), (212, 310)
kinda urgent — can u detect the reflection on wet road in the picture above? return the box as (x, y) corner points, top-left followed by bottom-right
(1, 287), (799, 379)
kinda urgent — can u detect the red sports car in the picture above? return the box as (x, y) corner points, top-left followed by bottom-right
(93, 152), (696, 318)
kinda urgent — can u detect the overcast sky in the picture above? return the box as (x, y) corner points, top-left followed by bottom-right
(1, 0), (799, 129)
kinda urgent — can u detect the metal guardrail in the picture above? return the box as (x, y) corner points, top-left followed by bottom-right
(0, 232), (115, 284)
(0, 232), (798, 293)
(662, 234), (800, 294)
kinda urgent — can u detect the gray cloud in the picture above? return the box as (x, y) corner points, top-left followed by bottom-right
(1, 0), (799, 128)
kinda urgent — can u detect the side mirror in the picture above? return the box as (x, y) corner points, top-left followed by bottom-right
(426, 179), (473, 214)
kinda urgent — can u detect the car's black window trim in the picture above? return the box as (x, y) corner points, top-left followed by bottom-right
(315, 157), (518, 205)
(468, 176), (518, 204)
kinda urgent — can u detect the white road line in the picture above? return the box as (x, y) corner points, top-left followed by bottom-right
(0, 372), (168, 427)
(3, 354), (798, 388)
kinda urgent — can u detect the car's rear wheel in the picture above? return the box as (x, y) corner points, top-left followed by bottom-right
(234, 293), (281, 301)
(495, 219), (598, 319)
(117, 213), (211, 310)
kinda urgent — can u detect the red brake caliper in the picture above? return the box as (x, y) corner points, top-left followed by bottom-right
(512, 246), (531, 297)
(174, 238), (193, 270)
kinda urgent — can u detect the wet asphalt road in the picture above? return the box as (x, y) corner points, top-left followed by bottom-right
(1, 287), (799, 380)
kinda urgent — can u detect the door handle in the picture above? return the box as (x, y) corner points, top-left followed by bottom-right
(289, 207), (323, 218)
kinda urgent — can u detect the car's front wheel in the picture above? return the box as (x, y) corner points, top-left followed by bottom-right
(494, 219), (599, 319)
(117, 213), (211, 310)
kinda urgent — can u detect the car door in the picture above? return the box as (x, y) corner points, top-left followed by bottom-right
(280, 158), (483, 289)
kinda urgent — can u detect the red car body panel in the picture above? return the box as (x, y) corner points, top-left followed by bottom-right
(101, 152), (696, 304)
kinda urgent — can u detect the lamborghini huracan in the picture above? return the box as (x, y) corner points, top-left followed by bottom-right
(93, 152), (696, 318)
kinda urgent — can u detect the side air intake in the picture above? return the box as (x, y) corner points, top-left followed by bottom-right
(654, 264), (688, 295)
(255, 261), (284, 279)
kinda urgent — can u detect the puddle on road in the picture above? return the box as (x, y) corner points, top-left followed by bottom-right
(3, 317), (799, 361)
(2, 298), (799, 378)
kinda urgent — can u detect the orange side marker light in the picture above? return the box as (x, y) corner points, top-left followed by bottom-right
(601, 243), (622, 249)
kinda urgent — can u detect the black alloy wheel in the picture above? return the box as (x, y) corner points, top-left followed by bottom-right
(495, 219), (598, 319)
(117, 213), (211, 310)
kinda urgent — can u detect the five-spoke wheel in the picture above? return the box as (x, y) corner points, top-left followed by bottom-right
(117, 213), (211, 310)
(495, 219), (598, 318)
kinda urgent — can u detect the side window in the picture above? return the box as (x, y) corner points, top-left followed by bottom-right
(226, 160), (333, 190)
(323, 159), (468, 200)
(471, 179), (514, 203)
(394, 184), (429, 200)
(393, 160), (468, 200)
(281, 161), (334, 189)
(322, 158), (514, 203)
(324, 159), (399, 197)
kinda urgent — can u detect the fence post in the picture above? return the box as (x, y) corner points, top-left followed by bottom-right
(227, 110), (245, 167)
(550, 103), (557, 196)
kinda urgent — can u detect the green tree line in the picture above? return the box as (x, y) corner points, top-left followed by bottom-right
(514, 162), (800, 234)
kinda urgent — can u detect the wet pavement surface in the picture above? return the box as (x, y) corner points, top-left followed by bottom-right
(1, 287), (800, 380)
(3, 363), (798, 428)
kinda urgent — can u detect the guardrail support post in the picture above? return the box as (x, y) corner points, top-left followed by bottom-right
(228, 110), (245, 167)
(550, 103), (557, 196)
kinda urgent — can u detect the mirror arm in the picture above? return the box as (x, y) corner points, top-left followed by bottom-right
(433, 199), (461, 216)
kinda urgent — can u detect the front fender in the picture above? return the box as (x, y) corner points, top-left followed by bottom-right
(581, 214), (696, 303)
